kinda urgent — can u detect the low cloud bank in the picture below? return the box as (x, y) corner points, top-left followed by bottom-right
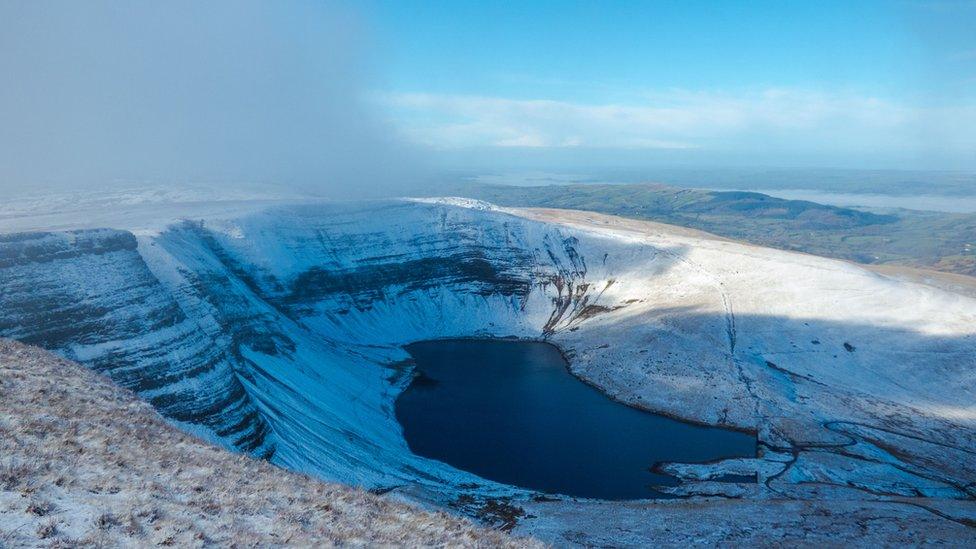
(0, 1), (425, 199)
(379, 89), (976, 171)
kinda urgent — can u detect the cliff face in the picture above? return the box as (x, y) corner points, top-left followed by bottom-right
(1, 198), (975, 542)
(134, 200), (646, 494)
(0, 229), (272, 456)
(0, 200), (641, 496)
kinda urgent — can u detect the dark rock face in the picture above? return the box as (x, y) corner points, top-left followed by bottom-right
(287, 255), (530, 307)
(0, 229), (138, 269)
(0, 229), (273, 456)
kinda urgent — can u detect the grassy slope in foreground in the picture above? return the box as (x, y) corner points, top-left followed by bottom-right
(0, 339), (535, 548)
(450, 183), (976, 276)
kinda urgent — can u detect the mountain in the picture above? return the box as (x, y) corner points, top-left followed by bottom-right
(1, 197), (974, 544)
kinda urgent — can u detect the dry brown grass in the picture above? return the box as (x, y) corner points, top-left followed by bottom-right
(0, 339), (540, 548)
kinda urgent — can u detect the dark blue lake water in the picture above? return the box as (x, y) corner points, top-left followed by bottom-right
(396, 339), (756, 500)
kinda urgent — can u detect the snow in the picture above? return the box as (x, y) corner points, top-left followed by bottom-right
(0, 340), (533, 547)
(1, 193), (975, 544)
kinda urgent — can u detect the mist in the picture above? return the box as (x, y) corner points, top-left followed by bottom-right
(0, 0), (425, 199)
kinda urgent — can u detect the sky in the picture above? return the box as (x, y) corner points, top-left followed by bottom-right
(364, 0), (976, 172)
(0, 0), (424, 197)
(1, 1), (974, 199)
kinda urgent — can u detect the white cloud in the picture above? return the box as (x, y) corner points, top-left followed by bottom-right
(376, 89), (976, 163)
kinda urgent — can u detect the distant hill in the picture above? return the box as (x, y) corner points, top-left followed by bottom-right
(447, 183), (976, 276)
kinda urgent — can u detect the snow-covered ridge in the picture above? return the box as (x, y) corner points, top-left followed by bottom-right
(1, 198), (975, 540)
(407, 196), (499, 210)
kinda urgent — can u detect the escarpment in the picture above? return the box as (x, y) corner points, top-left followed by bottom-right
(0, 200), (635, 496)
(0, 229), (273, 456)
(2, 199), (975, 524)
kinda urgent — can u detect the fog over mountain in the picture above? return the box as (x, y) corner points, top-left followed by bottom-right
(0, 0), (425, 199)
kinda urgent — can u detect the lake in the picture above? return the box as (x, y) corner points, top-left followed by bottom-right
(396, 339), (756, 500)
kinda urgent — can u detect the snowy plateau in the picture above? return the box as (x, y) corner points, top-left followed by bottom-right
(1, 194), (975, 545)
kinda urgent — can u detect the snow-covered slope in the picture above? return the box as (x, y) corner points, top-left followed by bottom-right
(0, 229), (272, 455)
(1, 198), (974, 542)
(0, 339), (535, 548)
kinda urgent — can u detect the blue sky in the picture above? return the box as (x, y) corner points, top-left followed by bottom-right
(2, 0), (972, 192)
(361, 1), (976, 171)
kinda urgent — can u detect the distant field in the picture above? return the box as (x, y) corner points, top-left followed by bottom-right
(448, 183), (976, 277)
